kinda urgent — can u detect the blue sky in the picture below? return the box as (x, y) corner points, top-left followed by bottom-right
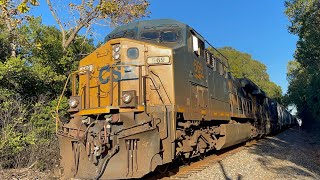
(147, 0), (297, 94)
(35, 0), (297, 94)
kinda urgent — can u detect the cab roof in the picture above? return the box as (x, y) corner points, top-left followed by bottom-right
(104, 19), (188, 42)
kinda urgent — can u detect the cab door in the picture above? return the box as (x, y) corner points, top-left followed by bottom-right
(189, 31), (208, 120)
(189, 31), (208, 87)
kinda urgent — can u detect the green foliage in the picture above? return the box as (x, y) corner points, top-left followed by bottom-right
(0, 33), (10, 61)
(285, 0), (320, 123)
(216, 47), (283, 101)
(0, 0), (40, 57)
(17, 2), (30, 13)
(0, 17), (94, 169)
(0, 0), (149, 171)
(0, 95), (58, 169)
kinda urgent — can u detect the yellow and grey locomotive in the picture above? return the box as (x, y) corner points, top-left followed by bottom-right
(56, 19), (295, 179)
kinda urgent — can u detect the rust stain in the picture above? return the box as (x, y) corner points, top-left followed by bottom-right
(193, 60), (204, 80)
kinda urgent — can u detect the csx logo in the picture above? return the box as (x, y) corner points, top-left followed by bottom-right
(98, 65), (138, 84)
(99, 65), (121, 84)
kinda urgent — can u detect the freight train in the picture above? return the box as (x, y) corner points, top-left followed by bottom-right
(55, 19), (295, 179)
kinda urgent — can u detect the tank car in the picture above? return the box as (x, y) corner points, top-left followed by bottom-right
(55, 19), (295, 179)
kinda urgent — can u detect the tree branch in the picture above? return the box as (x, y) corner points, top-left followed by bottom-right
(64, 10), (97, 49)
(64, 24), (84, 49)
(1, 4), (17, 57)
(46, 0), (66, 49)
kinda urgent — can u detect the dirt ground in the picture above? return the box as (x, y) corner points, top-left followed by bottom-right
(0, 126), (319, 180)
(186, 127), (320, 180)
(0, 168), (59, 180)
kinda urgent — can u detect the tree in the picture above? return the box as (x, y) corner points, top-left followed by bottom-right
(0, 31), (11, 61)
(0, 0), (151, 170)
(285, 0), (320, 124)
(0, 0), (39, 57)
(216, 47), (283, 100)
(0, 19), (95, 169)
(46, 0), (150, 50)
(0, 17), (95, 98)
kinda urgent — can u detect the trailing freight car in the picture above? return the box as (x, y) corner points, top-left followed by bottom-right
(55, 19), (295, 179)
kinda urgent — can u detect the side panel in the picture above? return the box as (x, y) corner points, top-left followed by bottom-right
(173, 30), (231, 121)
(209, 64), (230, 120)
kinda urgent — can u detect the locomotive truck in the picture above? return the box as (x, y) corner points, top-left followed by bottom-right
(55, 19), (295, 179)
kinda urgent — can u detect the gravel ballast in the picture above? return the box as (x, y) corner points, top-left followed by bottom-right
(186, 128), (320, 180)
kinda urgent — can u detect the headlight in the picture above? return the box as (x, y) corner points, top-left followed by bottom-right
(122, 93), (133, 104)
(79, 64), (93, 75)
(112, 44), (121, 60)
(79, 64), (93, 72)
(121, 90), (136, 107)
(113, 52), (120, 60)
(112, 44), (120, 52)
(68, 98), (79, 108)
(127, 48), (139, 59)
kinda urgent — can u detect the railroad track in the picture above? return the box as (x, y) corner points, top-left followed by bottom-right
(144, 139), (258, 180)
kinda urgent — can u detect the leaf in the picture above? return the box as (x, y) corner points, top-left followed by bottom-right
(35, 43), (42, 50)
(17, 2), (30, 13)
(30, 0), (39, 6)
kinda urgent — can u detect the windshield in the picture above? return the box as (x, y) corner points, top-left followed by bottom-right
(105, 29), (136, 42)
(140, 30), (181, 43)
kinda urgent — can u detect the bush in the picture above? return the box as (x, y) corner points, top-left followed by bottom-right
(0, 95), (60, 170)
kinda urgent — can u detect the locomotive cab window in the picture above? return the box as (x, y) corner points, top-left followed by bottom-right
(205, 50), (216, 69)
(140, 30), (181, 43)
(192, 33), (205, 57)
(205, 50), (211, 65)
(192, 35), (198, 53)
(141, 31), (158, 40)
(212, 56), (216, 71)
(105, 29), (136, 42)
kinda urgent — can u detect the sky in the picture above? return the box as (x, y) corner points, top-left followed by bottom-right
(35, 0), (297, 94)
(147, 0), (298, 94)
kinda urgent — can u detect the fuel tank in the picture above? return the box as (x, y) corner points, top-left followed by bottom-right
(215, 123), (252, 150)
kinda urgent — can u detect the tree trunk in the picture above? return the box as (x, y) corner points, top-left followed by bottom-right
(10, 42), (16, 57)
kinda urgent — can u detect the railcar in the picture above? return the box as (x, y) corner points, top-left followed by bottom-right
(55, 19), (295, 179)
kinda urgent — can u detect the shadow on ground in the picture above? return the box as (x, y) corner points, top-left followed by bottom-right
(247, 126), (320, 179)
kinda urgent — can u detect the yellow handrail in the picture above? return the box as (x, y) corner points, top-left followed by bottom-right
(55, 70), (82, 133)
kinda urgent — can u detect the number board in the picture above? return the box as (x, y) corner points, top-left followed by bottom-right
(147, 56), (170, 64)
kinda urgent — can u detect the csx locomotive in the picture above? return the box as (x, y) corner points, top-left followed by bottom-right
(56, 19), (295, 179)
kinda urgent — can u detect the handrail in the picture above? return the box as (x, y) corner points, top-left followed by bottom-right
(150, 70), (172, 104)
(146, 76), (165, 104)
(55, 64), (142, 131)
(55, 70), (83, 133)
